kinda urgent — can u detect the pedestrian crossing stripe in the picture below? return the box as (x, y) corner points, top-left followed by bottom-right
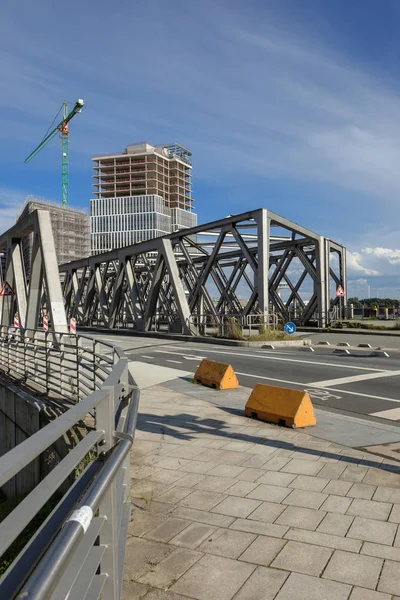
(0, 281), (16, 296)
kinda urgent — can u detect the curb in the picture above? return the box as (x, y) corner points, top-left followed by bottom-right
(80, 327), (305, 348)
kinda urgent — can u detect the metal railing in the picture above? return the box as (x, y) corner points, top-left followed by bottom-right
(0, 326), (139, 599)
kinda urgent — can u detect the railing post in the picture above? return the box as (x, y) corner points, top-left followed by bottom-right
(96, 384), (119, 599)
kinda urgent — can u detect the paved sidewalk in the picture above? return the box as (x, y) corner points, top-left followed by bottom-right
(124, 383), (400, 600)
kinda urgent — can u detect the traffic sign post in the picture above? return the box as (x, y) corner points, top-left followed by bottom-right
(43, 314), (49, 332)
(284, 322), (296, 335)
(14, 313), (19, 328)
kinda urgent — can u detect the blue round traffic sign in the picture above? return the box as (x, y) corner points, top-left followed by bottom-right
(284, 322), (296, 335)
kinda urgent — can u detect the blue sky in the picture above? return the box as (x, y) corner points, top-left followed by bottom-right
(1, 0), (400, 298)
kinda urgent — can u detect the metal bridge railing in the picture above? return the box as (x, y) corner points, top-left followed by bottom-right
(0, 327), (139, 600)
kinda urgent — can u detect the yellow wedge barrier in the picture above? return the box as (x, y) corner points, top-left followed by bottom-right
(194, 359), (239, 390)
(245, 383), (316, 428)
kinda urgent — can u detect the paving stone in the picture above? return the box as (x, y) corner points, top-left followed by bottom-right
(222, 441), (256, 452)
(236, 467), (265, 481)
(139, 547), (202, 588)
(322, 549), (383, 589)
(283, 489), (327, 509)
(128, 510), (165, 538)
(169, 523), (216, 549)
(132, 498), (175, 515)
(320, 494), (352, 515)
(121, 580), (148, 599)
(339, 465), (368, 483)
(171, 553), (256, 600)
(347, 498), (392, 521)
(290, 450), (322, 461)
(247, 501), (286, 523)
(155, 457), (192, 470)
(316, 463), (347, 480)
(229, 518), (288, 538)
(180, 490), (226, 511)
(390, 503), (400, 523)
(374, 486), (400, 503)
(349, 588), (391, 600)
(347, 482), (376, 499)
(262, 456), (291, 471)
(144, 518), (190, 543)
(177, 473), (206, 488)
(172, 506), (235, 528)
(256, 471), (297, 487)
(362, 541), (400, 561)
(142, 589), (196, 599)
(195, 476), (237, 493)
(207, 465), (246, 478)
(147, 470), (186, 485)
(223, 480), (257, 497)
(275, 506), (325, 531)
(247, 483), (292, 503)
(211, 496), (262, 518)
(321, 479), (352, 496)
(131, 480), (171, 500)
(363, 468), (400, 488)
(281, 459), (324, 476)
(239, 534), (287, 565)
(199, 528), (255, 558)
(289, 475), (329, 492)
(240, 454), (270, 468)
(178, 460), (217, 474)
(124, 537), (174, 580)
(317, 513), (354, 536)
(157, 486), (193, 504)
(212, 451), (251, 466)
(271, 540), (332, 576)
(233, 566), (289, 600)
(284, 528), (362, 552)
(378, 560), (400, 595)
(275, 572), (351, 600)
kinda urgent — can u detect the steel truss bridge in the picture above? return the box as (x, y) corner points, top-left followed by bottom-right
(0, 208), (346, 333)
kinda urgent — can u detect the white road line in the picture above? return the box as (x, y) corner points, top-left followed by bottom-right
(370, 408), (400, 420)
(307, 370), (400, 388)
(154, 348), (385, 372)
(235, 371), (400, 404)
(141, 355), (154, 359)
(166, 359), (182, 364)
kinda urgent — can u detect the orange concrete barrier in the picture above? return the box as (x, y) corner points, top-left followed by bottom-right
(194, 359), (239, 390)
(245, 383), (316, 428)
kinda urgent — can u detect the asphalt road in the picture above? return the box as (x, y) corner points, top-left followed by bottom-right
(88, 332), (400, 424)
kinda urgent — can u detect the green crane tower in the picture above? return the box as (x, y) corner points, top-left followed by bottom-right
(25, 99), (85, 206)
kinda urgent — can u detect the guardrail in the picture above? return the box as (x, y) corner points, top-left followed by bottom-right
(0, 327), (139, 599)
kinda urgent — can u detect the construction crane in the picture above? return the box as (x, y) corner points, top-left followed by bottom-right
(25, 99), (85, 206)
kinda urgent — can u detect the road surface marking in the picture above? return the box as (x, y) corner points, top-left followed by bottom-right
(304, 388), (342, 401)
(235, 371), (400, 404)
(141, 355), (154, 359)
(307, 370), (400, 388)
(370, 408), (400, 420)
(154, 348), (385, 372)
(166, 359), (182, 364)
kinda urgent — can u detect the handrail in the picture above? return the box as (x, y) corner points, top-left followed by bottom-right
(0, 327), (138, 600)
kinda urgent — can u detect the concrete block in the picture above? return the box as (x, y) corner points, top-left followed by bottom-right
(284, 528), (362, 552)
(290, 475), (329, 492)
(256, 471), (297, 487)
(172, 506), (235, 528)
(322, 549), (383, 589)
(378, 560), (400, 595)
(180, 490), (226, 511)
(199, 528), (256, 559)
(347, 482), (376, 499)
(322, 480), (353, 496)
(271, 540), (332, 576)
(139, 547), (202, 588)
(347, 498), (392, 521)
(347, 516), (397, 546)
(247, 501), (286, 523)
(239, 535), (286, 565)
(283, 489), (328, 509)
(171, 553), (256, 600)
(247, 483), (292, 503)
(317, 513), (354, 537)
(275, 572), (351, 600)
(276, 506), (326, 531)
(170, 522), (216, 549)
(349, 587), (391, 600)
(320, 494), (352, 515)
(211, 496), (262, 518)
(144, 517), (191, 543)
(233, 566), (289, 600)
(282, 459), (324, 476)
(229, 518), (288, 538)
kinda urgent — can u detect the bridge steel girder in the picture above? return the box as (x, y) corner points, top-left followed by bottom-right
(0, 210), (68, 332)
(57, 208), (346, 333)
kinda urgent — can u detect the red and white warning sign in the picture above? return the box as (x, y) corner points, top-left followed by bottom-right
(70, 317), (77, 334)
(335, 285), (345, 297)
(43, 314), (49, 332)
(0, 281), (16, 296)
(14, 313), (19, 328)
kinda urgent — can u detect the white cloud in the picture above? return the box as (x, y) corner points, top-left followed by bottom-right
(362, 247), (400, 265)
(346, 251), (379, 276)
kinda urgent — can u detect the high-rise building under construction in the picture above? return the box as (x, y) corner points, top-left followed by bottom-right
(90, 142), (197, 254)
